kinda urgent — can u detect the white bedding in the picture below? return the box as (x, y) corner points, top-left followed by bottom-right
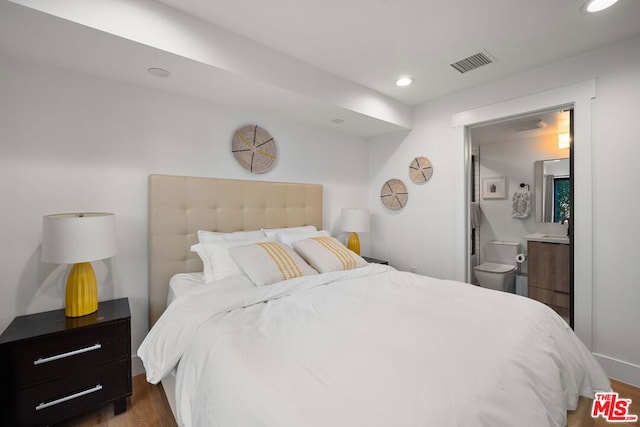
(166, 272), (254, 305)
(139, 265), (610, 427)
(167, 273), (206, 305)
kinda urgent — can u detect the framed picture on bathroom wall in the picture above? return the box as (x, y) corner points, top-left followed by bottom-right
(482, 176), (507, 199)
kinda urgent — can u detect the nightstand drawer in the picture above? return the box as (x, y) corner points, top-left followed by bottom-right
(5, 320), (129, 387)
(14, 358), (130, 427)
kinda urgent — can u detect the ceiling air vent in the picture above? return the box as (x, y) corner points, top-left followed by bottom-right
(450, 51), (494, 74)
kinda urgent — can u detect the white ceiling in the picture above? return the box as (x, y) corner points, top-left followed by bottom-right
(470, 109), (570, 146)
(158, 0), (640, 105)
(2, 0), (640, 137)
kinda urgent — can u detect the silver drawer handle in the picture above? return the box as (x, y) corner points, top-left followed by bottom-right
(35, 384), (103, 411)
(33, 343), (102, 365)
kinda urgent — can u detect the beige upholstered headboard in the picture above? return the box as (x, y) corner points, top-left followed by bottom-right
(148, 174), (323, 326)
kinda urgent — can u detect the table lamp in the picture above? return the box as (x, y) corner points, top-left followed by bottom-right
(42, 213), (117, 317)
(341, 208), (370, 255)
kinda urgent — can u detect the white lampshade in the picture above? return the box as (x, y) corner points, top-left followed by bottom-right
(42, 213), (117, 264)
(341, 208), (370, 233)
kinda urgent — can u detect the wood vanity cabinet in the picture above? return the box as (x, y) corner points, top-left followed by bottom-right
(527, 241), (570, 320)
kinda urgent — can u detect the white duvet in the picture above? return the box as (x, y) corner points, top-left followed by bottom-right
(138, 264), (610, 427)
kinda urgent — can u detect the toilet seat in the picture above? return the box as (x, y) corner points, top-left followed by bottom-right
(474, 262), (516, 273)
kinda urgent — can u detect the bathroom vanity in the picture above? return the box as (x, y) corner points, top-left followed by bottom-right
(526, 235), (570, 323)
(529, 157), (572, 325)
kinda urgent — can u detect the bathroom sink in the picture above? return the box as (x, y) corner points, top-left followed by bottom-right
(525, 233), (570, 244)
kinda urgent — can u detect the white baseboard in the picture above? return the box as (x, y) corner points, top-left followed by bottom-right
(593, 353), (640, 388)
(131, 354), (145, 377)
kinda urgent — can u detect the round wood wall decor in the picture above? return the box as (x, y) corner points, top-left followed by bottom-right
(409, 156), (433, 184)
(380, 179), (408, 210)
(232, 125), (277, 173)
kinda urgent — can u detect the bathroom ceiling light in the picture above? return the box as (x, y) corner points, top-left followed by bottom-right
(558, 133), (571, 149)
(584, 0), (619, 12)
(147, 67), (171, 78)
(395, 77), (414, 87)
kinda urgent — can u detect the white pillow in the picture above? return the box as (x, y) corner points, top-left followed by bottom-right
(230, 242), (318, 286)
(292, 237), (368, 273)
(262, 225), (317, 238)
(198, 229), (265, 243)
(191, 238), (271, 282)
(276, 229), (331, 247)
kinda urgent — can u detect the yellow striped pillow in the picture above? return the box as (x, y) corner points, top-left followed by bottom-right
(292, 237), (368, 273)
(229, 241), (318, 286)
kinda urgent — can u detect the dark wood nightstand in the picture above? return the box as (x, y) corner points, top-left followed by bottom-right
(362, 256), (389, 265)
(0, 298), (132, 426)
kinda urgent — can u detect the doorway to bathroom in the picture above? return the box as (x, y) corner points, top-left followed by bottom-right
(467, 108), (574, 327)
(451, 79), (594, 349)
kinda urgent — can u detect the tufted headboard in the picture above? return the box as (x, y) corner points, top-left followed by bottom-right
(148, 174), (323, 326)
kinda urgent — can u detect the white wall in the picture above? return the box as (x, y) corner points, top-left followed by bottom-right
(0, 54), (370, 372)
(368, 36), (640, 386)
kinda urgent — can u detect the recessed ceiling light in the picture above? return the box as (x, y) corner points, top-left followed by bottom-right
(331, 118), (344, 124)
(395, 76), (414, 87)
(147, 67), (171, 78)
(584, 0), (619, 12)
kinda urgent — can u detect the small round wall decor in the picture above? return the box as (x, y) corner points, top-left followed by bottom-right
(380, 179), (408, 210)
(409, 156), (433, 184)
(232, 125), (277, 173)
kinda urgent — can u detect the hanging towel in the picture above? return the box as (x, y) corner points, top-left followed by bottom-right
(470, 202), (481, 229)
(512, 190), (531, 219)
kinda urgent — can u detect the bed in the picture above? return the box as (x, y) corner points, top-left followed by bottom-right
(139, 174), (609, 427)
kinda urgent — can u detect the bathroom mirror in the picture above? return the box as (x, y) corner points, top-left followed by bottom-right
(534, 158), (570, 223)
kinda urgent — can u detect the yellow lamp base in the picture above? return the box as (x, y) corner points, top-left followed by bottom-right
(65, 262), (98, 317)
(347, 232), (361, 255)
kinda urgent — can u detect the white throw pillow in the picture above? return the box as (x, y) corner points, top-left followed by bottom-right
(276, 229), (331, 247)
(191, 238), (271, 282)
(262, 225), (317, 238)
(292, 237), (368, 273)
(230, 242), (318, 286)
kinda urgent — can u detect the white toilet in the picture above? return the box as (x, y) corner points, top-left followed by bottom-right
(474, 241), (520, 292)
